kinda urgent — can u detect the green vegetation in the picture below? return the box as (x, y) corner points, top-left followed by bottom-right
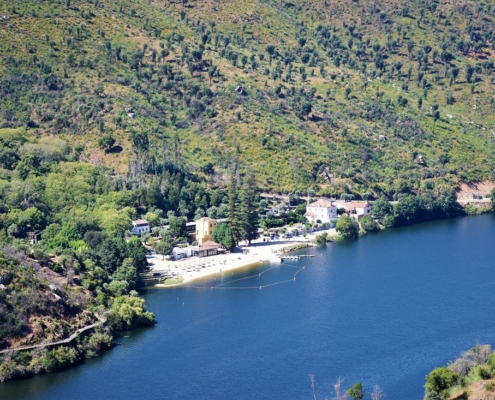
(373, 189), (465, 228)
(425, 367), (460, 399)
(0, 128), (165, 380)
(260, 199), (307, 230)
(359, 216), (380, 233)
(211, 222), (235, 251)
(106, 295), (155, 331)
(155, 241), (173, 259)
(280, 243), (311, 253)
(0, 128), (264, 380)
(1, 0), (495, 383)
(0, 248), (154, 382)
(347, 382), (364, 400)
(227, 172), (260, 245)
(0, 252), (81, 348)
(0, 249), (133, 382)
(0, 328), (113, 382)
(311, 376), (384, 400)
(425, 344), (495, 399)
(164, 277), (183, 286)
(336, 215), (359, 239)
(314, 232), (331, 245)
(1, 0), (495, 196)
(0, 121), (264, 382)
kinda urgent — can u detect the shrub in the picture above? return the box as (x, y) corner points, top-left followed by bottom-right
(43, 346), (80, 372)
(487, 353), (495, 370)
(347, 382), (364, 400)
(107, 295), (156, 331)
(314, 233), (329, 245)
(360, 216), (379, 232)
(464, 204), (478, 215)
(425, 367), (460, 399)
(52, 263), (63, 273)
(0, 358), (21, 382)
(335, 216), (359, 239)
(450, 357), (474, 376)
(382, 215), (396, 228)
(80, 330), (113, 358)
(479, 366), (492, 380)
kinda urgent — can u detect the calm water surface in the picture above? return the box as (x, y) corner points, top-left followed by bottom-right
(2, 214), (495, 400)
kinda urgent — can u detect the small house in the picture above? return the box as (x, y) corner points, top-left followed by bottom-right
(190, 240), (223, 258)
(172, 247), (192, 260)
(334, 201), (372, 220)
(132, 219), (150, 236)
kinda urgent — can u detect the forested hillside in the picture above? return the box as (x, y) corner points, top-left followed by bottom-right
(0, 126), (241, 381)
(1, 0), (495, 382)
(1, 0), (495, 195)
(0, 242), (155, 381)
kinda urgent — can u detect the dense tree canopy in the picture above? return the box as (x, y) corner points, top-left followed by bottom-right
(155, 241), (173, 259)
(211, 222), (235, 251)
(360, 216), (379, 233)
(425, 367), (460, 399)
(372, 197), (394, 218)
(336, 216), (359, 240)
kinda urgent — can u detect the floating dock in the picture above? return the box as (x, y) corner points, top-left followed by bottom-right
(279, 255), (314, 261)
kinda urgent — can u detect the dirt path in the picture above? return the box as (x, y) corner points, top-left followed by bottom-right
(0, 315), (107, 355)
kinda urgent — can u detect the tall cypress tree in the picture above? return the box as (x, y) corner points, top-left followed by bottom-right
(227, 171), (242, 245)
(239, 172), (260, 244)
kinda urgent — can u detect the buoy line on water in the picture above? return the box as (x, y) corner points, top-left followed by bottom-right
(189, 265), (306, 290)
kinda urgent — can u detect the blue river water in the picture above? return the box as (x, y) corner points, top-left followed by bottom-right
(2, 214), (495, 400)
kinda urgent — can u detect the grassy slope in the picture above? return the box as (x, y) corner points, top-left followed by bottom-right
(1, 0), (495, 195)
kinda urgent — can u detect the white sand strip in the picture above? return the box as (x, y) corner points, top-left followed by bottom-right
(148, 239), (312, 287)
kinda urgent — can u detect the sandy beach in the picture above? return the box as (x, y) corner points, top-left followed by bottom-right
(148, 228), (338, 287)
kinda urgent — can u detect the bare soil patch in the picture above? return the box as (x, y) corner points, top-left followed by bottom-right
(450, 379), (495, 400)
(456, 181), (495, 200)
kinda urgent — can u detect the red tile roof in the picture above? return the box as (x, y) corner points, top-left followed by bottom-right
(190, 240), (222, 251)
(334, 201), (370, 211)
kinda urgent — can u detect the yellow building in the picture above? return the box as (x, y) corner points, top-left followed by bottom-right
(195, 217), (217, 244)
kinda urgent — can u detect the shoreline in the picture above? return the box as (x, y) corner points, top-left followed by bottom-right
(152, 260), (269, 288)
(146, 230), (336, 288)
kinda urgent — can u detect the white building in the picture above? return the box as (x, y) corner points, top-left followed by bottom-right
(132, 219), (150, 236)
(304, 199), (338, 224)
(333, 201), (372, 220)
(172, 247), (192, 260)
